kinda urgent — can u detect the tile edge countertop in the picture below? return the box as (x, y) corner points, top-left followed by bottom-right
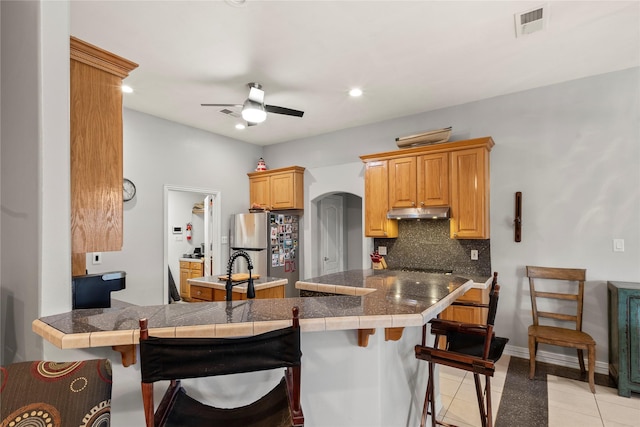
(32, 270), (479, 350)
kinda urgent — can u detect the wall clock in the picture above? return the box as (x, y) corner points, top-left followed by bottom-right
(123, 178), (136, 202)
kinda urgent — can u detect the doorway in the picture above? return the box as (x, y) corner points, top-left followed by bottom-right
(163, 185), (221, 304)
(313, 192), (363, 277)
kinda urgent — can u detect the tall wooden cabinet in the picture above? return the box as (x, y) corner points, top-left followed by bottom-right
(608, 281), (640, 397)
(361, 137), (493, 239)
(364, 161), (398, 238)
(450, 147), (490, 239)
(70, 37), (138, 275)
(248, 166), (305, 210)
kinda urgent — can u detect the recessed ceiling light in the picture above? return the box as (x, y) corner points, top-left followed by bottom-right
(235, 123), (246, 130)
(349, 88), (363, 97)
(121, 85), (133, 94)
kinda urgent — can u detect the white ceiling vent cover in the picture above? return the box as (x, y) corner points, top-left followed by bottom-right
(515, 4), (548, 37)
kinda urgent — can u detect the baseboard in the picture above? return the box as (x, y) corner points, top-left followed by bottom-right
(504, 344), (608, 375)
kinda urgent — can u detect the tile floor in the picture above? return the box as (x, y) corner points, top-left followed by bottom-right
(435, 355), (640, 427)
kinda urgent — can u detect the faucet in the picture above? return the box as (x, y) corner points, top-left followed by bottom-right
(226, 250), (255, 301)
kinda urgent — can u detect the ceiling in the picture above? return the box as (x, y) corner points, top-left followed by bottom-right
(70, 1), (639, 146)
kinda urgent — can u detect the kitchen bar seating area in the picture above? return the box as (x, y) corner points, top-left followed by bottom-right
(3, 3), (640, 426)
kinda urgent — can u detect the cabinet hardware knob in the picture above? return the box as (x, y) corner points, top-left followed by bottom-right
(420, 201), (425, 206)
(411, 201), (415, 206)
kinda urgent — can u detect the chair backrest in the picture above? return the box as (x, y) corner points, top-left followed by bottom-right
(526, 266), (587, 331)
(486, 272), (499, 325)
(139, 307), (301, 383)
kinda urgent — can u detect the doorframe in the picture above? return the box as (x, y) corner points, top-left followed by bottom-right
(163, 185), (222, 304)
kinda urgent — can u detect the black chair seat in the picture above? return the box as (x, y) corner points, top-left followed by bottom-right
(447, 333), (509, 362)
(164, 377), (293, 427)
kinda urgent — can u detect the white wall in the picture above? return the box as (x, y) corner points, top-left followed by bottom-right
(265, 67), (640, 365)
(1, 0), (71, 364)
(88, 109), (262, 306)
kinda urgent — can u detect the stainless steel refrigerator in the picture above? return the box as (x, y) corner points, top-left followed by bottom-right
(230, 212), (300, 297)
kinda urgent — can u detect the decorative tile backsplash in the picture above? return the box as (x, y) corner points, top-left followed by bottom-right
(373, 220), (491, 277)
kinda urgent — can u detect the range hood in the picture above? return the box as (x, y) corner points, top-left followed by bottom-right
(387, 207), (450, 220)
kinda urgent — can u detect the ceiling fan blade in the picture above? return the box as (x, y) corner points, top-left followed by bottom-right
(247, 86), (265, 104)
(265, 105), (304, 117)
(201, 103), (243, 107)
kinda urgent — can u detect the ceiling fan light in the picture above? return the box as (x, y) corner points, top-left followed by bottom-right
(242, 99), (267, 123)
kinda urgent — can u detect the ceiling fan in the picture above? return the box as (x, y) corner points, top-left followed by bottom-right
(201, 82), (304, 126)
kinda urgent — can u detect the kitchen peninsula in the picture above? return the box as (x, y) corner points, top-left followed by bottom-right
(32, 270), (481, 426)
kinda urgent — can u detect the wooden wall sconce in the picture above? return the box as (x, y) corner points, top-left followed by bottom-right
(514, 192), (522, 242)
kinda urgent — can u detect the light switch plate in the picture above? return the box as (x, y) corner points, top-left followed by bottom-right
(378, 246), (387, 255)
(471, 250), (479, 260)
(613, 239), (625, 252)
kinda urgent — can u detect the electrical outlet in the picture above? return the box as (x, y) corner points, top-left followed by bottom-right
(92, 252), (102, 265)
(613, 239), (625, 252)
(470, 250), (478, 261)
(378, 246), (387, 255)
(221, 236), (228, 244)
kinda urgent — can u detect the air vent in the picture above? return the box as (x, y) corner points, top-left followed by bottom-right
(515, 4), (548, 37)
(220, 108), (241, 118)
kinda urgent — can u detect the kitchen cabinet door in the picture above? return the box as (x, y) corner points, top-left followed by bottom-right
(450, 147), (490, 239)
(608, 281), (640, 397)
(440, 287), (489, 325)
(179, 262), (190, 299)
(364, 161), (398, 238)
(248, 166), (304, 210)
(249, 175), (271, 209)
(270, 171), (302, 210)
(417, 153), (449, 207)
(389, 157), (417, 208)
(70, 37), (137, 275)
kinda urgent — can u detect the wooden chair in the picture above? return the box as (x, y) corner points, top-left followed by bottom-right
(138, 307), (303, 427)
(415, 273), (508, 427)
(526, 266), (595, 393)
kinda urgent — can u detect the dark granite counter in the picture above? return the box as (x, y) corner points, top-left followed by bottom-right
(32, 269), (473, 350)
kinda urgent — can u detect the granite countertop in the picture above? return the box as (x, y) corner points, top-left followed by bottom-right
(32, 270), (473, 350)
(297, 269), (492, 295)
(188, 276), (287, 294)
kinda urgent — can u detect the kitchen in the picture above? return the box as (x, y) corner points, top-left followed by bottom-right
(2, 1), (639, 426)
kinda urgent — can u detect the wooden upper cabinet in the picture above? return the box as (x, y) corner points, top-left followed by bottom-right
(450, 146), (490, 239)
(248, 174), (271, 209)
(364, 161), (398, 238)
(361, 137), (493, 240)
(389, 157), (417, 208)
(417, 153), (449, 207)
(248, 166), (305, 210)
(70, 37), (137, 272)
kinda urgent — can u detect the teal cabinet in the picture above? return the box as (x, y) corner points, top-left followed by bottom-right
(608, 281), (640, 397)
